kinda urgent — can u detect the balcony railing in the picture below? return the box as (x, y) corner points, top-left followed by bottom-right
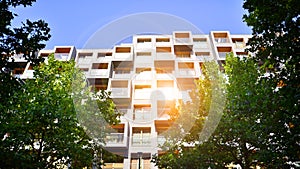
(218, 52), (228, 59)
(134, 108), (152, 122)
(105, 133), (124, 144)
(136, 42), (152, 49)
(14, 74), (22, 78)
(178, 69), (196, 76)
(176, 54), (191, 58)
(157, 108), (171, 117)
(135, 56), (153, 62)
(194, 42), (208, 48)
(235, 42), (245, 48)
(196, 55), (211, 61)
(157, 135), (166, 146)
(156, 53), (174, 60)
(214, 38), (229, 43)
(77, 57), (92, 65)
(114, 53), (132, 59)
(175, 38), (191, 43)
(179, 90), (191, 102)
(134, 89), (152, 99)
(132, 133), (151, 146)
(237, 54), (249, 58)
(54, 53), (69, 60)
(110, 88), (128, 97)
(112, 70), (132, 79)
(90, 69), (109, 76)
(117, 109), (132, 120)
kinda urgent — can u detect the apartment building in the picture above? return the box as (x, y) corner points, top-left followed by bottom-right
(10, 31), (251, 169)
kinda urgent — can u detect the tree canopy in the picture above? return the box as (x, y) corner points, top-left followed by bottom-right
(0, 0), (51, 105)
(0, 55), (121, 168)
(243, 0), (300, 167)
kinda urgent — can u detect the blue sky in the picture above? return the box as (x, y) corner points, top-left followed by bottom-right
(12, 0), (251, 49)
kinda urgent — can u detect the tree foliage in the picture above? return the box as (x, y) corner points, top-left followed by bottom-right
(152, 53), (287, 168)
(152, 61), (226, 169)
(0, 55), (121, 168)
(0, 0), (51, 106)
(209, 53), (280, 168)
(243, 0), (300, 167)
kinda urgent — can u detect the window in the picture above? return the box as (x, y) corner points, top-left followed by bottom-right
(156, 47), (171, 53)
(195, 52), (210, 57)
(136, 67), (151, 73)
(115, 47), (131, 53)
(157, 80), (173, 88)
(136, 52), (151, 56)
(193, 38), (207, 42)
(137, 38), (151, 43)
(156, 38), (170, 42)
(213, 32), (229, 43)
(132, 127), (151, 145)
(175, 32), (190, 38)
(92, 63), (108, 69)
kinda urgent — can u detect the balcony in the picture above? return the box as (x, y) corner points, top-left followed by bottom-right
(193, 38), (208, 48)
(156, 88), (177, 100)
(157, 135), (166, 146)
(218, 52), (228, 59)
(135, 52), (153, 63)
(217, 47), (232, 60)
(103, 163), (124, 169)
(194, 42), (208, 48)
(156, 38), (170, 46)
(133, 108), (152, 122)
(179, 90), (191, 102)
(21, 69), (34, 79)
(113, 53), (132, 60)
(90, 69), (109, 76)
(134, 89), (152, 100)
(105, 133), (124, 144)
(90, 63), (109, 77)
(156, 53), (174, 60)
(132, 133), (151, 146)
(174, 32), (192, 44)
(118, 109), (131, 119)
(136, 42), (152, 49)
(195, 52), (212, 61)
(234, 42), (245, 49)
(176, 54), (191, 59)
(112, 70), (132, 79)
(54, 53), (69, 60)
(177, 69), (196, 76)
(110, 88), (129, 97)
(232, 38), (245, 49)
(113, 47), (132, 60)
(213, 32), (230, 45)
(77, 56), (93, 65)
(214, 38), (230, 43)
(175, 38), (191, 43)
(236, 52), (249, 58)
(133, 71), (153, 85)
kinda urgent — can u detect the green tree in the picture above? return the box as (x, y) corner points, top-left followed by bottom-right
(0, 55), (120, 168)
(206, 53), (280, 168)
(152, 53), (282, 169)
(152, 61), (226, 169)
(0, 2), (51, 161)
(243, 0), (300, 167)
(0, 0), (51, 102)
